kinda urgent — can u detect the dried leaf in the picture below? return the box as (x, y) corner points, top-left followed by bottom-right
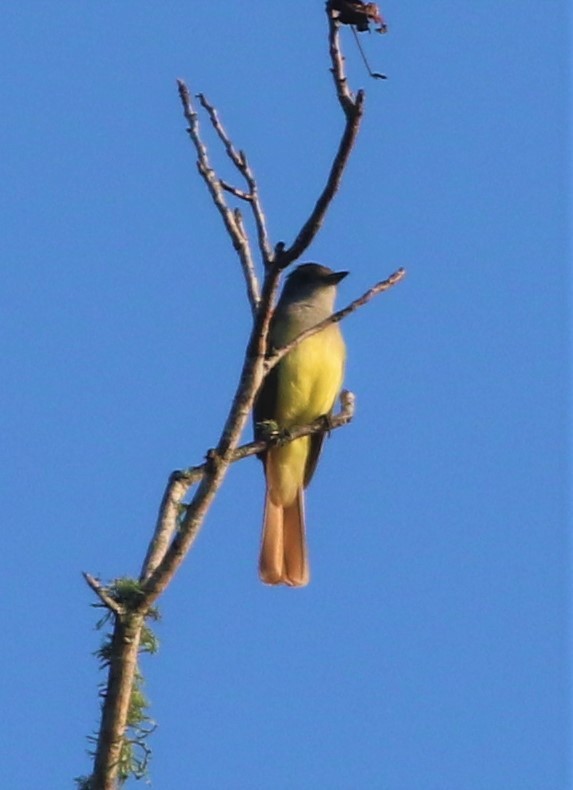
(329, 0), (388, 33)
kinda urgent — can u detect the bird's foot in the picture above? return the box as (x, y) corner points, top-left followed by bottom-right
(255, 419), (290, 445)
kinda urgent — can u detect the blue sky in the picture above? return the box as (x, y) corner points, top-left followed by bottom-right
(1, 2), (569, 788)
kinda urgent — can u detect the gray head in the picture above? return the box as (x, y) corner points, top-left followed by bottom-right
(280, 263), (348, 305)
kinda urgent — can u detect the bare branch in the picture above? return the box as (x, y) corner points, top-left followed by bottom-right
(137, 265), (282, 606)
(196, 93), (245, 169)
(235, 387), (355, 457)
(177, 81), (239, 242)
(134, 390), (356, 588)
(177, 80), (261, 315)
(88, 10), (396, 785)
(266, 267), (406, 372)
(276, 7), (365, 268)
(139, 476), (190, 582)
(146, 23), (378, 599)
(83, 573), (124, 616)
(220, 180), (251, 201)
(164, 389), (356, 487)
(198, 92), (274, 270)
(232, 209), (261, 311)
(327, 3), (357, 113)
(140, 264), (402, 586)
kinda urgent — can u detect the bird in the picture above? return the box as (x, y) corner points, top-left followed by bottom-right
(254, 263), (347, 586)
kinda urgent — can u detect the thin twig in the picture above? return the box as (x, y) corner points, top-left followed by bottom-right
(220, 180), (251, 201)
(138, 266), (283, 606)
(138, 254), (381, 585)
(233, 208), (260, 310)
(228, 387), (355, 457)
(327, 4), (356, 113)
(276, 7), (364, 268)
(266, 268), (406, 372)
(139, 476), (189, 582)
(82, 572), (124, 616)
(169, 389), (355, 485)
(177, 81), (261, 315)
(141, 274), (403, 586)
(135, 390), (356, 590)
(198, 92), (273, 270)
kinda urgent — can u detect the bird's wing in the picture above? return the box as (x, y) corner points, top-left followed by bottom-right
(303, 431), (326, 489)
(253, 362), (278, 461)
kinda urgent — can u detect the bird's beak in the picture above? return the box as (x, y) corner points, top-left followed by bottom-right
(327, 270), (349, 285)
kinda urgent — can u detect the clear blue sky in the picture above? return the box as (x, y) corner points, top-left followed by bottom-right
(1, 2), (569, 788)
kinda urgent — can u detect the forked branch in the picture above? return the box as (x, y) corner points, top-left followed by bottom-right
(83, 8), (402, 789)
(197, 92), (273, 270)
(138, 388), (356, 588)
(177, 80), (261, 314)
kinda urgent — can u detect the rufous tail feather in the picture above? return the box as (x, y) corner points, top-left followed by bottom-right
(259, 488), (309, 587)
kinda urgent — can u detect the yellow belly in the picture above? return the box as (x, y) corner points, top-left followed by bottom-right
(267, 326), (345, 506)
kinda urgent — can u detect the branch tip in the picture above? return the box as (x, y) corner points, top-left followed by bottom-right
(265, 267), (406, 371)
(83, 572), (123, 616)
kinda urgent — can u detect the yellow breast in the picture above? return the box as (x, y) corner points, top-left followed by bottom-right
(275, 324), (346, 427)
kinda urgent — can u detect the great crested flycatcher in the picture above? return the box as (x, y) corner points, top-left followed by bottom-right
(254, 263), (347, 587)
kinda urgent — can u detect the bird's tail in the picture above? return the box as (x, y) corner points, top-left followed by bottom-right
(259, 488), (309, 587)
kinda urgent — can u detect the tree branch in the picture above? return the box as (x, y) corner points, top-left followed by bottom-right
(139, 476), (190, 582)
(276, 5), (365, 268)
(220, 180), (251, 201)
(177, 80), (261, 314)
(85, 8), (397, 786)
(137, 390), (356, 585)
(198, 92), (273, 271)
(140, 260), (405, 595)
(265, 267), (406, 372)
(327, 2), (357, 114)
(137, 266), (282, 606)
(82, 573), (124, 616)
(91, 614), (145, 790)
